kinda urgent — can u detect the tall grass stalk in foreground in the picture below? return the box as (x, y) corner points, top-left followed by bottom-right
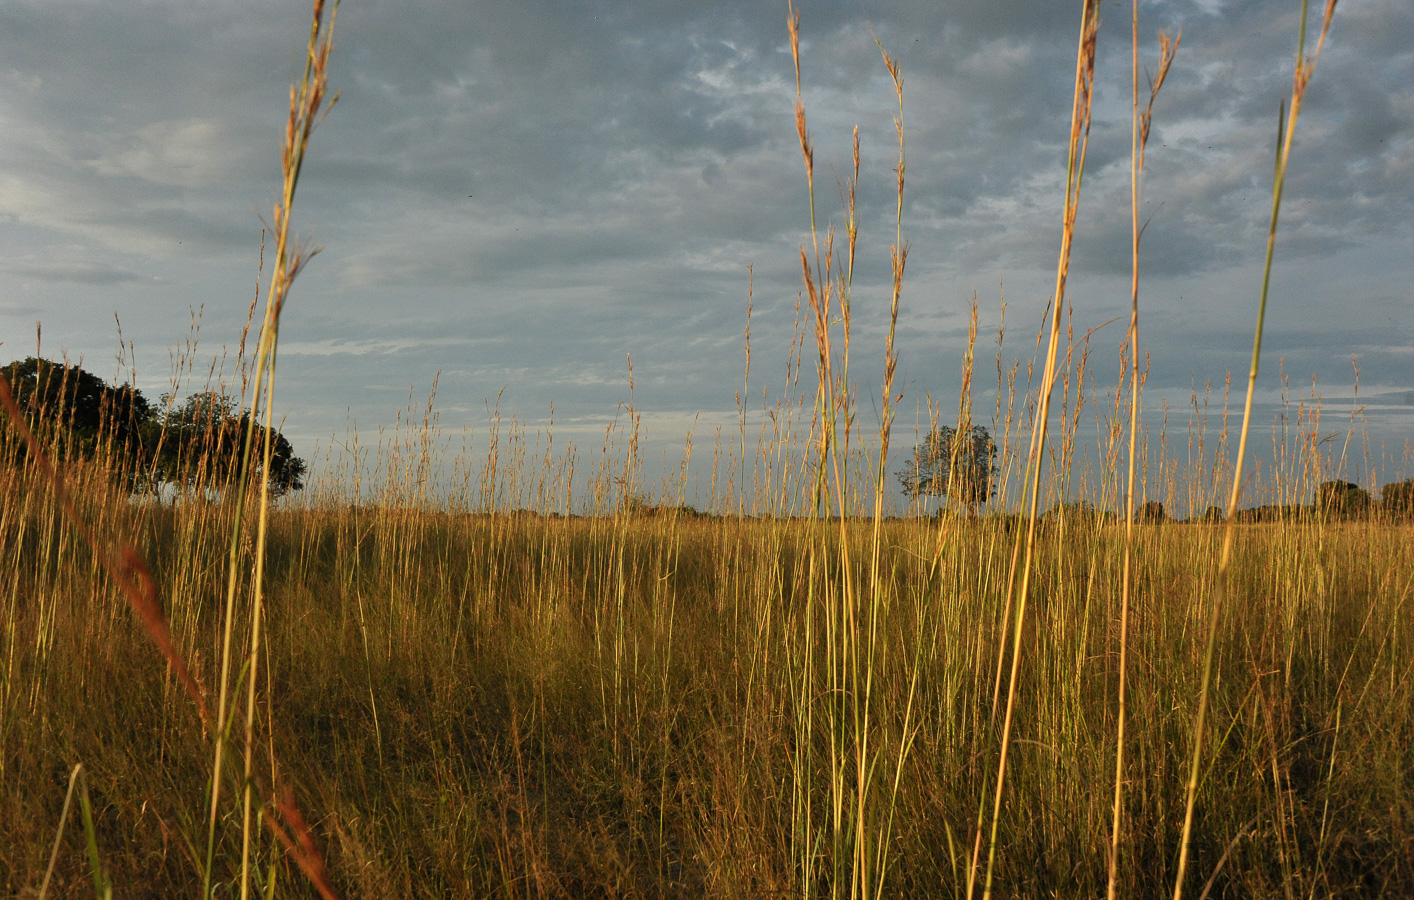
(787, 5), (917, 896)
(1107, 10), (1177, 900)
(786, 5), (833, 893)
(974, 2), (1099, 898)
(8, 0), (1408, 896)
(204, 1), (340, 898)
(1172, 2), (1337, 897)
(865, 38), (915, 900)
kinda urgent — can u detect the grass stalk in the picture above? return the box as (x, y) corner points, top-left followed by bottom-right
(974, 3), (1100, 898)
(1171, 2), (1338, 897)
(863, 39), (911, 900)
(1107, 11), (1177, 900)
(203, 1), (340, 896)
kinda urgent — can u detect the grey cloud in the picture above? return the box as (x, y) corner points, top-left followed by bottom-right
(2, 0), (1411, 494)
(6, 258), (142, 286)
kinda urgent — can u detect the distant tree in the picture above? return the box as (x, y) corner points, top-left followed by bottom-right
(898, 424), (996, 515)
(1237, 504), (1293, 524)
(1381, 480), (1414, 520)
(0, 362), (304, 499)
(1042, 499), (1104, 524)
(1, 356), (152, 468)
(1137, 500), (1166, 523)
(143, 391), (306, 499)
(1315, 480), (1370, 520)
(1197, 505), (1225, 524)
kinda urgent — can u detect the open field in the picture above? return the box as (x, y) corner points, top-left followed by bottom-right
(5, 0), (1413, 897)
(3, 480), (1412, 897)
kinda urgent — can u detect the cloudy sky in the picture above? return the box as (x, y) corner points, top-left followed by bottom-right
(1, 0), (1410, 508)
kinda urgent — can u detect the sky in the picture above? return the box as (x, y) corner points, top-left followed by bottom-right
(1, 0), (1411, 511)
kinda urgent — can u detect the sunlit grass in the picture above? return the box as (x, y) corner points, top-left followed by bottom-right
(4, 0), (1411, 898)
(3, 467), (1411, 896)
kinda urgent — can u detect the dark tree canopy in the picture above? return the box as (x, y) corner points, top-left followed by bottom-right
(898, 424), (996, 514)
(1381, 480), (1414, 519)
(1315, 480), (1370, 519)
(144, 391), (306, 498)
(1138, 500), (1166, 523)
(2, 358), (305, 499)
(1, 357), (151, 463)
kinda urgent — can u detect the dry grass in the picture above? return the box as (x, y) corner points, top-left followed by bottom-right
(2, 490), (1411, 897)
(4, 0), (1411, 898)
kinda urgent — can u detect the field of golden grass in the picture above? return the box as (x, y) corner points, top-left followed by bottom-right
(7, 0), (1412, 898)
(3, 491), (1411, 897)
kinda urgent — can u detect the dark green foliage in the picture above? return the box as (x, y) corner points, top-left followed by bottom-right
(1381, 480), (1414, 519)
(1138, 500), (1166, 523)
(1315, 480), (1371, 520)
(1234, 504), (1301, 523)
(1197, 505), (1225, 524)
(898, 424), (996, 513)
(0, 358), (305, 498)
(0, 357), (152, 465)
(142, 391), (306, 498)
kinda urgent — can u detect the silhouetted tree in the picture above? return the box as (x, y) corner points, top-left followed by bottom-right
(1315, 480), (1370, 520)
(1138, 500), (1166, 523)
(1197, 505), (1225, 524)
(898, 424), (996, 515)
(1236, 504), (1298, 524)
(1381, 480), (1414, 520)
(142, 391), (305, 499)
(1, 357), (152, 471)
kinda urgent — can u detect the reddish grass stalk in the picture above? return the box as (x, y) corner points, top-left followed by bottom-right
(261, 786), (339, 900)
(0, 373), (211, 728)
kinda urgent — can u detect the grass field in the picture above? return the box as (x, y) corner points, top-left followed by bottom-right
(3, 478), (1412, 897)
(6, 0), (1413, 897)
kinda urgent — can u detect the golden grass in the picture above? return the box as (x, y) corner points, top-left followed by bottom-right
(7, 0), (1412, 898)
(2, 488), (1411, 896)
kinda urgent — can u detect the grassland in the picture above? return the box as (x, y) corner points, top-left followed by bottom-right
(6, 0), (1412, 897)
(2, 481), (1412, 897)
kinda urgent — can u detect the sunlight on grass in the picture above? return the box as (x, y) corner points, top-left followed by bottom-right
(6, 1), (1412, 898)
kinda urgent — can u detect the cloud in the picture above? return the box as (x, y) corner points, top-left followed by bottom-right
(0, 0), (1410, 497)
(88, 118), (254, 190)
(280, 335), (490, 357)
(6, 258), (143, 286)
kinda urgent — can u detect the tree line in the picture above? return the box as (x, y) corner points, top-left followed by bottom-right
(899, 423), (1414, 522)
(1, 357), (305, 498)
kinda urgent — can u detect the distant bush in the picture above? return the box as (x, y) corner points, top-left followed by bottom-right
(1315, 480), (1371, 520)
(1381, 480), (1414, 520)
(1234, 504), (1307, 524)
(1138, 500), (1166, 523)
(1196, 506), (1225, 524)
(1039, 500), (1116, 527)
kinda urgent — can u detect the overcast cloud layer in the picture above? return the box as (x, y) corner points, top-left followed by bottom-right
(1, 0), (1411, 507)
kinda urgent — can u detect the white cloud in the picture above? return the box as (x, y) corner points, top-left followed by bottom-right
(89, 118), (251, 189)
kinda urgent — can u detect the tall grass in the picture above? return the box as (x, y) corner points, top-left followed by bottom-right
(5, 0), (1412, 898)
(1108, 9), (1179, 900)
(206, 0), (340, 895)
(5, 438), (1410, 896)
(1174, 2), (1338, 897)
